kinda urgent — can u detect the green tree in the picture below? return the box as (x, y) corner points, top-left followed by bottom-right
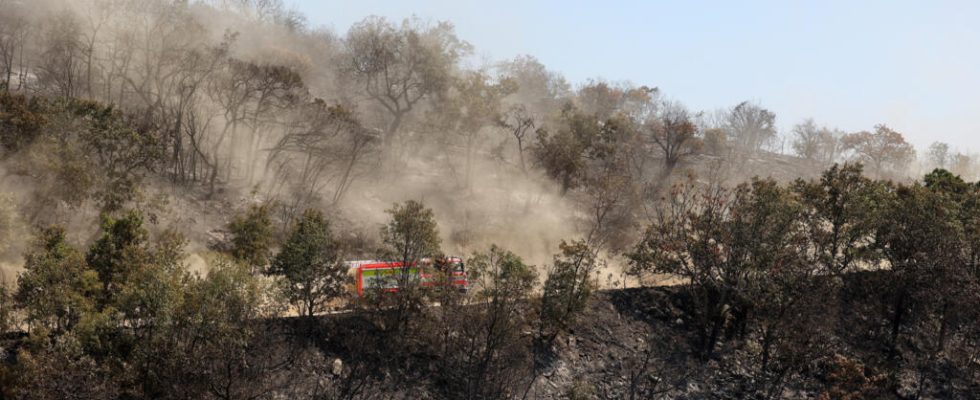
(540, 239), (598, 340)
(0, 91), (46, 155)
(719, 179), (809, 378)
(861, 175), (980, 396)
(792, 163), (884, 278)
(370, 200), (442, 342)
(436, 246), (538, 399)
(72, 99), (164, 211)
(10, 333), (121, 400)
(112, 231), (196, 397)
(181, 258), (283, 400)
(15, 226), (100, 333)
(228, 203), (275, 273)
(114, 230), (190, 334)
(923, 167), (971, 195)
(13, 99), (94, 218)
(85, 210), (150, 306)
(470, 245), (538, 306)
(532, 122), (587, 194)
(532, 107), (636, 195)
(269, 209), (347, 317)
(627, 178), (803, 360)
(380, 200), (442, 268)
(10, 97), (163, 221)
(874, 182), (958, 356)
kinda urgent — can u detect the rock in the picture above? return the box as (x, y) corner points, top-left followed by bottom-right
(331, 358), (343, 376)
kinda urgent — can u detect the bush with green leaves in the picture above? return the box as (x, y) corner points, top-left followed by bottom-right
(540, 239), (598, 340)
(85, 210), (150, 306)
(227, 203), (275, 273)
(627, 178), (813, 360)
(791, 163), (885, 278)
(469, 244), (538, 306)
(15, 226), (100, 333)
(269, 208), (347, 317)
(380, 200), (442, 266)
(434, 245), (538, 399)
(0, 91), (46, 155)
(7, 97), (164, 216)
(364, 200), (443, 353)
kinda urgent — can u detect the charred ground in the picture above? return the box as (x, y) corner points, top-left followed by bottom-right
(6, 271), (967, 399)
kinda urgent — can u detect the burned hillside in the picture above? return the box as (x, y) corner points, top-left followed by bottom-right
(0, 1), (979, 399)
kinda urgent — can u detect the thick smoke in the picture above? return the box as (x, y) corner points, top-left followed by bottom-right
(0, 0), (586, 282)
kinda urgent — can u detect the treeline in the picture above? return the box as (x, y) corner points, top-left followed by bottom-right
(626, 164), (980, 397)
(2, 164), (978, 398)
(0, 196), (598, 399)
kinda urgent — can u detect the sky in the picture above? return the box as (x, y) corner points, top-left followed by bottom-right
(291, 0), (980, 153)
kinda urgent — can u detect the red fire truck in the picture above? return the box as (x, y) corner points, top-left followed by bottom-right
(347, 257), (468, 297)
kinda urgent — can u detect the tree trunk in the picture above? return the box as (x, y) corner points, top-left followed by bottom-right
(890, 288), (907, 357)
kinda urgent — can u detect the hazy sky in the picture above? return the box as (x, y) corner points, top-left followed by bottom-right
(292, 0), (980, 152)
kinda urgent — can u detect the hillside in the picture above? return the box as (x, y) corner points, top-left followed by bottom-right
(2, 1), (980, 399)
(6, 271), (964, 399)
(274, 274), (978, 399)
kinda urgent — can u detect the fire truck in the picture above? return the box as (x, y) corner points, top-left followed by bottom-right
(346, 257), (468, 297)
